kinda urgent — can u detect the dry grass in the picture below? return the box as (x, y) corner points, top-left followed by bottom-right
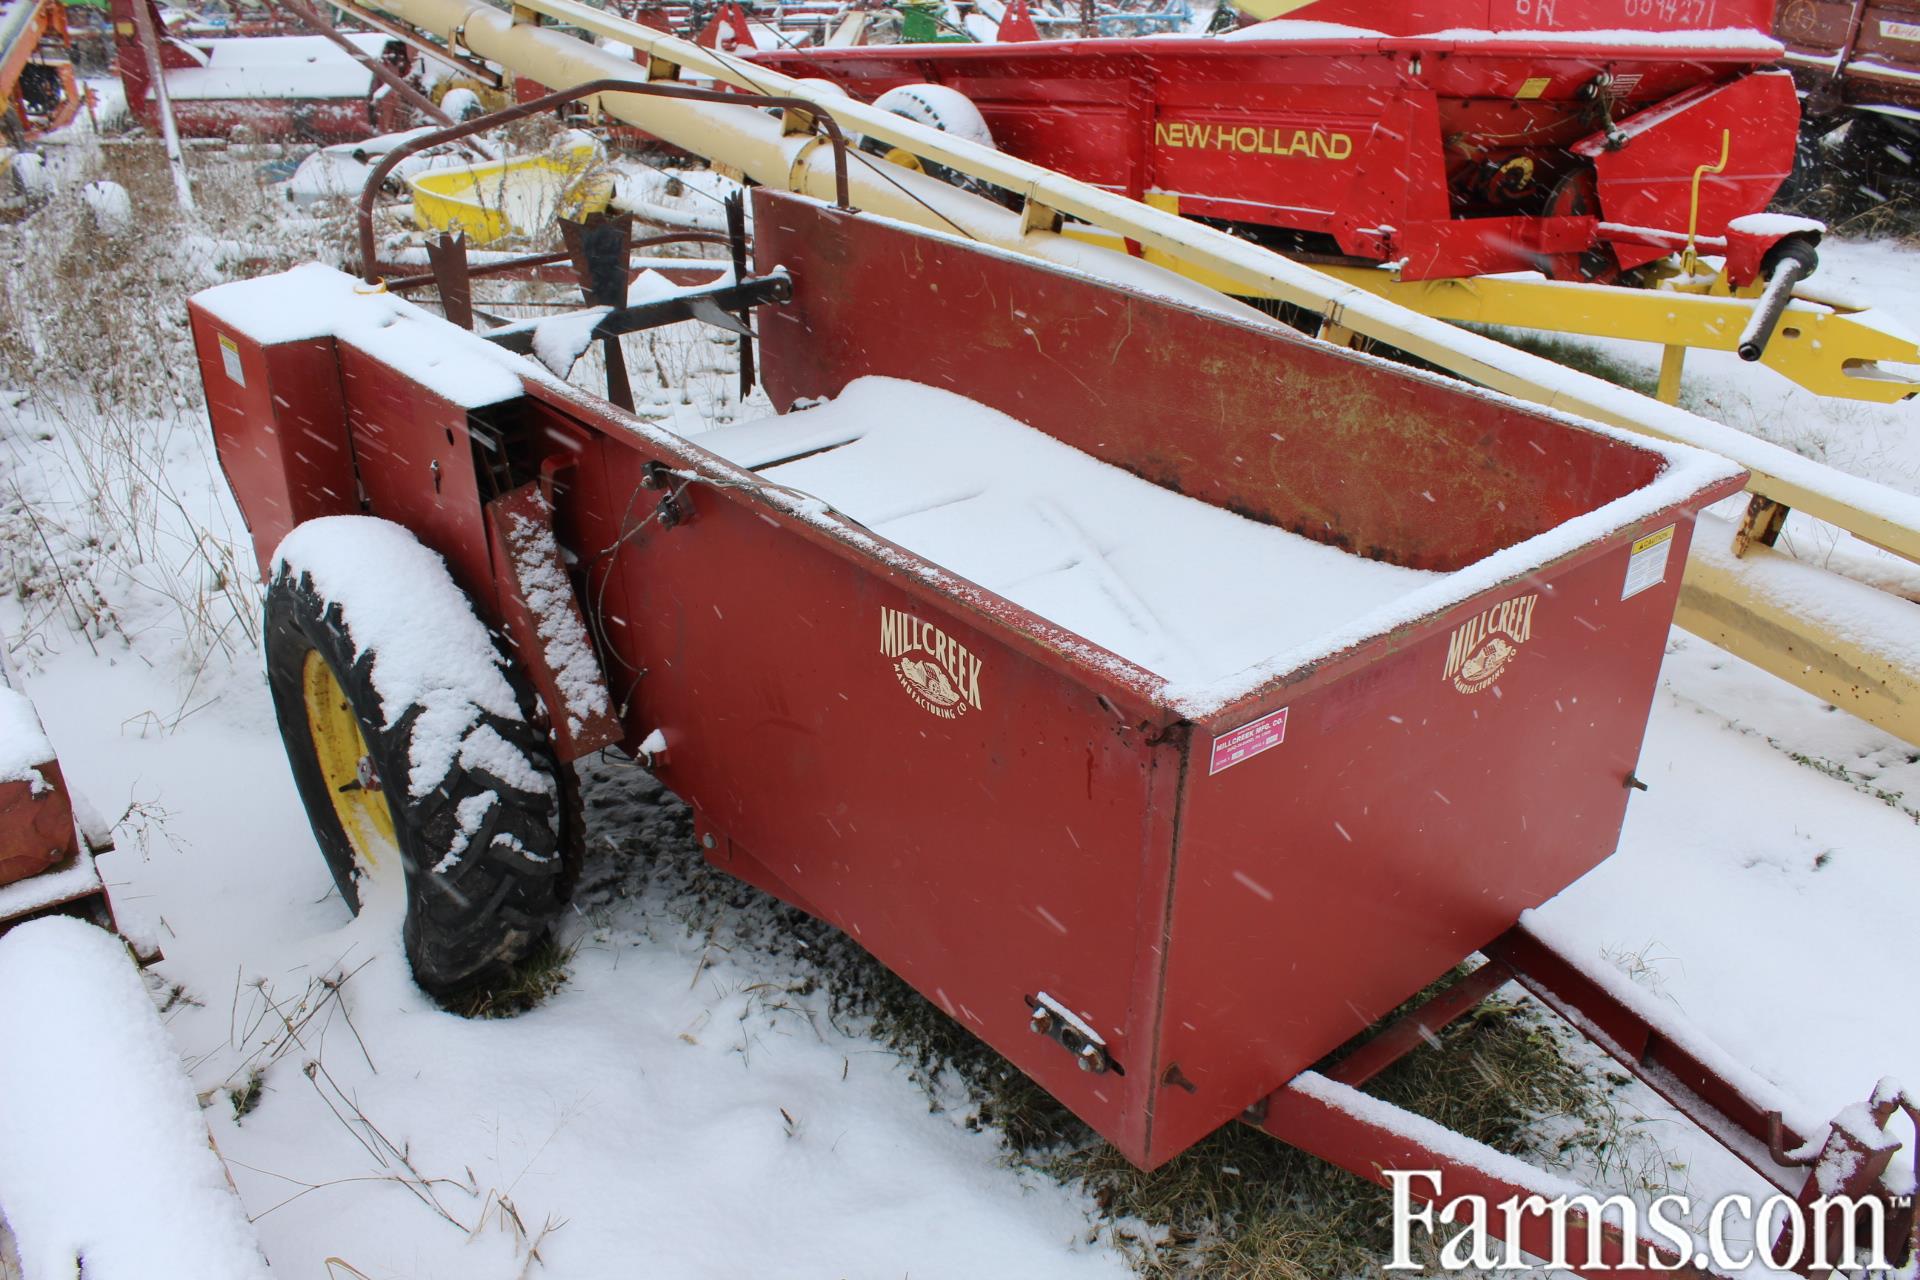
(0, 139), (336, 674)
(815, 956), (1654, 1278)
(453, 936), (577, 1020)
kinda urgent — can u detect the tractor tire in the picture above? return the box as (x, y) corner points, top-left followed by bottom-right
(262, 517), (575, 1001)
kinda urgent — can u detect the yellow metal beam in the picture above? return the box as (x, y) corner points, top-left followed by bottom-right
(1678, 520), (1920, 746)
(1313, 265), (1920, 407)
(1119, 198), (1920, 407)
(1313, 268), (1920, 408)
(1219, 0), (1320, 19)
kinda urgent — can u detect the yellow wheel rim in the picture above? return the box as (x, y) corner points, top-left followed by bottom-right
(882, 146), (926, 173)
(302, 649), (398, 869)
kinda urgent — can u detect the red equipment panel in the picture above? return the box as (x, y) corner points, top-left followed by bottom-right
(757, 18), (1795, 280)
(336, 347), (498, 607)
(195, 192), (1742, 1168)
(0, 760), (78, 889)
(1289, 0), (1774, 35)
(1577, 70), (1800, 273)
(558, 432), (1182, 1157)
(189, 325), (356, 579)
(741, 194), (1742, 1165)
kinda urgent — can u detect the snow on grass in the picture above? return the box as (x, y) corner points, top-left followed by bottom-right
(0, 918), (270, 1280)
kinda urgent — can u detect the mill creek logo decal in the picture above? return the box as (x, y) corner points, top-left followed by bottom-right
(880, 607), (984, 720)
(1442, 593), (1539, 694)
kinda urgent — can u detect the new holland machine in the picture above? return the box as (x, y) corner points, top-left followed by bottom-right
(753, 0), (1920, 406)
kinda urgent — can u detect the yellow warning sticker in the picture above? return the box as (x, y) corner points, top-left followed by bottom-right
(1515, 77), (1552, 100)
(1622, 524), (1676, 601)
(217, 333), (246, 388)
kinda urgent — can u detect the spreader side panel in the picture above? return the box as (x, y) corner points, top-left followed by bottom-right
(187, 306), (356, 579)
(558, 428), (1182, 1162)
(752, 192), (1661, 574)
(1140, 509), (1711, 1166)
(1275, 0), (1776, 35)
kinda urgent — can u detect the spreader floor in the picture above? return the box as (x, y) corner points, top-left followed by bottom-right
(698, 376), (1437, 689)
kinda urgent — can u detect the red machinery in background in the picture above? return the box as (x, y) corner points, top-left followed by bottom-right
(1, 0), (84, 142)
(0, 672), (126, 943)
(1775, 0), (1920, 208)
(754, 0), (1802, 284)
(109, 0), (490, 142)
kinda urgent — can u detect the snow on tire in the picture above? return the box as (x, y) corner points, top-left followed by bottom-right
(262, 516), (574, 1000)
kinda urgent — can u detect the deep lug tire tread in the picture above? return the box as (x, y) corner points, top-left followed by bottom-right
(263, 554), (577, 1002)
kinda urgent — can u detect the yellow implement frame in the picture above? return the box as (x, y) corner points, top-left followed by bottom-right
(1311, 264), (1920, 407)
(1677, 528), (1920, 747)
(1110, 196), (1920, 407)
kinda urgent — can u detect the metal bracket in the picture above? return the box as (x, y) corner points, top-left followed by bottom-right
(640, 461), (687, 528)
(1027, 991), (1118, 1075)
(1732, 494), (1789, 558)
(1020, 198), (1064, 236)
(478, 273), (792, 356)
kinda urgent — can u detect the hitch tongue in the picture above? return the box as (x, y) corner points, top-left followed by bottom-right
(1739, 239), (1820, 363)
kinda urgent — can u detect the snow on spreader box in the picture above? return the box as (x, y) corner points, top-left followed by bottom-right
(189, 189), (1743, 1170)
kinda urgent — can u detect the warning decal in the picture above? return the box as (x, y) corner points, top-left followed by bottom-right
(1621, 524), (1676, 601)
(1209, 706), (1289, 776)
(218, 334), (246, 387)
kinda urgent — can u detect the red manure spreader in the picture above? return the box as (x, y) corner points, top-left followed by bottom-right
(188, 95), (1915, 1274)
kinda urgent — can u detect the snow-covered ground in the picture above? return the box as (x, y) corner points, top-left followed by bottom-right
(1, 135), (1917, 1276)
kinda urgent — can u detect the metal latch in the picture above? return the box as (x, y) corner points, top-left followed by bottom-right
(1027, 991), (1118, 1075)
(640, 460), (687, 527)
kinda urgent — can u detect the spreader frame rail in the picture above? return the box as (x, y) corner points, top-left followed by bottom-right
(1253, 919), (1920, 1279)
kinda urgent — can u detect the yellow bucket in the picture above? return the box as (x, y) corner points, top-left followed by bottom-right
(408, 138), (614, 246)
